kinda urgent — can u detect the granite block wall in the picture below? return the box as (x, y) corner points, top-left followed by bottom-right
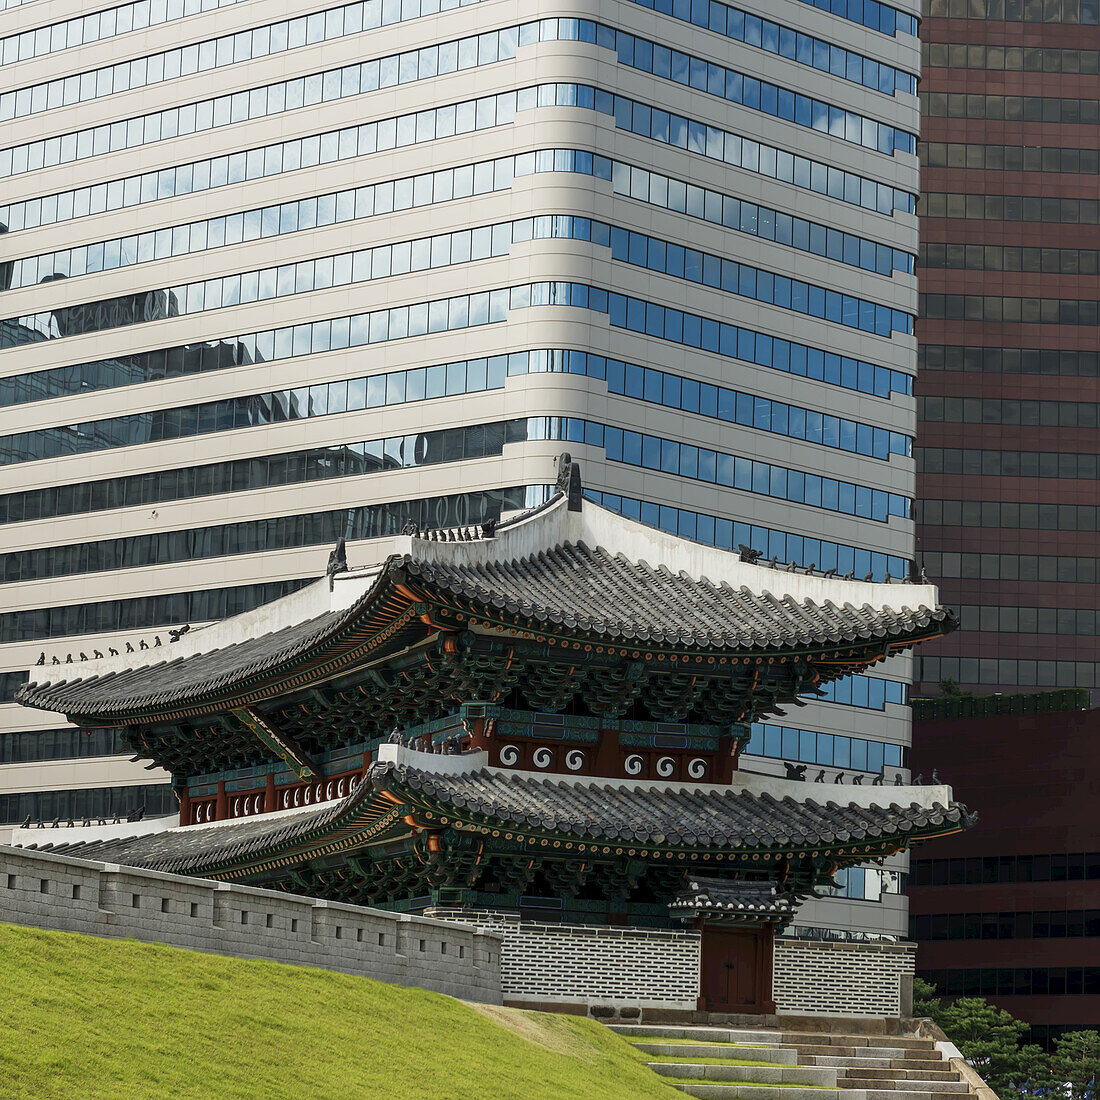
(774, 938), (916, 1017)
(0, 846), (501, 1004)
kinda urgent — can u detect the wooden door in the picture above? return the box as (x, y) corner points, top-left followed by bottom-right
(699, 926), (775, 1014)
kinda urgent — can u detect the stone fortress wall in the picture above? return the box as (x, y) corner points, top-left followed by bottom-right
(2, 846), (914, 1017)
(0, 846), (502, 1004)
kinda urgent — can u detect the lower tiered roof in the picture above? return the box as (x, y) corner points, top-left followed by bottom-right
(19, 746), (974, 886)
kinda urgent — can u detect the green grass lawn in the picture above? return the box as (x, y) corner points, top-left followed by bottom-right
(0, 922), (682, 1100)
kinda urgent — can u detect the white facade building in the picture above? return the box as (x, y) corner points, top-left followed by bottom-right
(0, 0), (921, 936)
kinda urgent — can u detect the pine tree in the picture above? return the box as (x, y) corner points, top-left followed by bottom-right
(1051, 1031), (1100, 1098)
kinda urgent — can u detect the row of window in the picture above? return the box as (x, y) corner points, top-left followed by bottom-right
(920, 242), (1100, 275)
(919, 396), (1100, 427)
(923, 550), (1100, 583)
(9, 206), (914, 350)
(923, 41), (1100, 72)
(821, 867), (903, 903)
(583, 489), (910, 581)
(920, 968), (1100, 998)
(0, 488), (534, 643)
(0, 0), (253, 65)
(4, 4), (917, 164)
(3, 0), (498, 123)
(611, 222), (912, 336)
(917, 448), (1100, 480)
(598, 82), (913, 216)
(549, 350), (910, 459)
(0, 414), (908, 594)
(746, 722), (906, 771)
(0, 83), (510, 234)
(4, 149), (512, 291)
(3, 284), (910, 475)
(0, 15), (512, 179)
(3, 251), (914, 469)
(544, 282), (910, 397)
(0, 403), (518, 527)
(668, 0), (915, 39)
(920, 344), (1100, 377)
(0, 422), (520, 584)
(0, 785), (175, 825)
(918, 655), (1100, 688)
(922, 139), (1100, 175)
(913, 910), (1100, 940)
(609, 23), (914, 157)
(920, 91), (1100, 125)
(0, 37), (917, 242)
(917, 499), (1100, 532)
(0, 727), (125, 764)
(607, 156), (912, 277)
(0, 340), (905, 524)
(955, 605), (1100, 637)
(5, 274), (910, 429)
(4, 153), (913, 372)
(920, 192), (1100, 224)
(538, 416), (911, 522)
(2, 580), (306, 645)
(816, 675), (907, 709)
(912, 853), (1100, 885)
(0, 8), (920, 218)
(922, 0), (1100, 20)
(919, 293), (1100, 326)
(625, 0), (916, 95)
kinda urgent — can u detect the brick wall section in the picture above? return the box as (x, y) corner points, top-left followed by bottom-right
(429, 908), (700, 1008)
(0, 847), (502, 1004)
(774, 939), (915, 1017)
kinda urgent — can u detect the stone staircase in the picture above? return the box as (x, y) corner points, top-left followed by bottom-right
(610, 1023), (981, 1099)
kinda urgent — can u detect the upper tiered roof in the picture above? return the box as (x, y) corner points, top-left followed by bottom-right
(17, 456), (954, 735)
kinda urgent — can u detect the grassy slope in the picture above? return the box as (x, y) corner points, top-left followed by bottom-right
(0, 923), (681, 1100)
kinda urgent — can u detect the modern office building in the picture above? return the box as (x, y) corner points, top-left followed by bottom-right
(914, 0), (1100, 698)
(910, 691), (1100, 1045)
(0, 0), (922, 939)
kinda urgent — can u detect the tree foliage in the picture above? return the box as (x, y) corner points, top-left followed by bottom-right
(1051, 1031), (1100, 1098)
(910, 984), (1100, 1097)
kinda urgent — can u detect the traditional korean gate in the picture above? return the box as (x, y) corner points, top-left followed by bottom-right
(698, 925), (776, 1014)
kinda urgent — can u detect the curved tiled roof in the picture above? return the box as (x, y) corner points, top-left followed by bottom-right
(15, 487), (953, 723)
(18, 757), (975, 878)
(670, 876), (798, 917)
(375, 763), (973, 851)
(21, 783), (373, 877)
(400, 541), (950, 649)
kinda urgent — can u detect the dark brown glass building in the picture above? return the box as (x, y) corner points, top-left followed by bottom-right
(914, 0), (1100, 697)
(909, 694), (1100, 1044)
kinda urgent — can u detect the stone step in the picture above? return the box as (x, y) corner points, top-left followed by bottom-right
(672, 1085), (840, 1100)
(630, 1041), (797, 1064)
(785, 1044), (914, 1060)
(852, 1091), (957, 1100)
(648, 1062), (837, 1086)
(778, 1033), (937, 1051)
(807, 1055), (949, 1072)
(612, 1024), (782, 1045)
(841, 1078), (970, 1094)
(840, 1068), (960, 1082)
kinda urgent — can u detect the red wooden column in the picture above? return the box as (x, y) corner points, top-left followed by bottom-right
(215, 780), (228, 821)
